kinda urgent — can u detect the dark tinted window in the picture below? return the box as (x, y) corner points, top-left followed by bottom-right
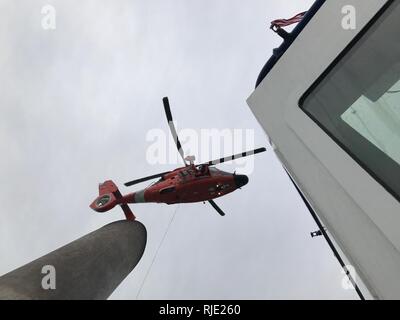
(300, 2), (400, 201)
(160, 187), (176, 195)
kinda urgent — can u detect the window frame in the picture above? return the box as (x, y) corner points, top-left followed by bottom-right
(298, 0), (399, 203)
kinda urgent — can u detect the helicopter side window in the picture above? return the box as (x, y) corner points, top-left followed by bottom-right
(159, 187), (176, 194)
(180, 170), (189, 177)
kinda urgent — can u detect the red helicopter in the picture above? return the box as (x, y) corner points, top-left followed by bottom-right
(90, 97), (266, 220)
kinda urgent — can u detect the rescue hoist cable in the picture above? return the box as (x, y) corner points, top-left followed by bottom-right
(136, 204), (180, 299)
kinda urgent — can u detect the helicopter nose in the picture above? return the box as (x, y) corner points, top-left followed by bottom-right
(234, 174), (249, 188)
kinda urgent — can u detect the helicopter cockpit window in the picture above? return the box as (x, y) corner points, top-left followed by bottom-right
(208, 167), (219, 175)
(195, 165), (209, 176)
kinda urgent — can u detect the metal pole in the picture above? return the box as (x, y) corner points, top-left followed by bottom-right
(0, 220), (146, 299)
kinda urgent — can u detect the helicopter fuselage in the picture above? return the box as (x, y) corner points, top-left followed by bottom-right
(90, 96), (263, 219)
(90, 165), (248, 213)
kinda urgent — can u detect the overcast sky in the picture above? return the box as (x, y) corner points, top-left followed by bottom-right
(0, 0), (359, 299)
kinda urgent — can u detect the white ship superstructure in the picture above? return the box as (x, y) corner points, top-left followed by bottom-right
(247, 0), (400, 299)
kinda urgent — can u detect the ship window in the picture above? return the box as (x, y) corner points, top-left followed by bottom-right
(300, 1), (400, 202)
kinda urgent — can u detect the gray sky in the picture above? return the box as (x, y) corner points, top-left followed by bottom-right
(0, 0), (358, 299)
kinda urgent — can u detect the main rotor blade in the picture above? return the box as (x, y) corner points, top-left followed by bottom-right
(124, 171), (170, 187)
(163, 97), (187, 165)
(208, 199), (225, 216)
(202, 147), (267, 166)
